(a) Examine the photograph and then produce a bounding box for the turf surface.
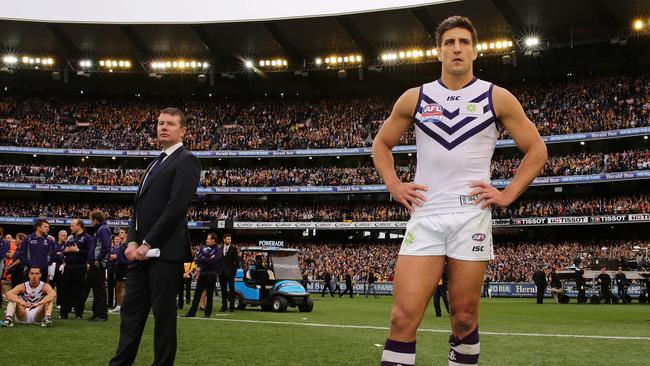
[2,296,649,365]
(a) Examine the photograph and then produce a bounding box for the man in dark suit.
[597,267,612,304]
[532,267,547,304]
[109,107,201,366]
[218,233,239,312]
[340,270,354,298]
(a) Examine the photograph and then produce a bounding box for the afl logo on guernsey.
[421,103,443,123]
[472,233,486,242]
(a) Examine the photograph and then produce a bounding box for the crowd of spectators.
[0,194,647,222]
[0,149,647,187]
[504,75,649,138]
[0,74,647,151]
[186,239,648,283]
[486,240,649,282]
[491,149,649,179]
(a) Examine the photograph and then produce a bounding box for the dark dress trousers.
[218,245,240,311]
[109,146,200,366]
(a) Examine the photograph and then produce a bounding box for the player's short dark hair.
[90,210,105,223]
[29,265,42,274]
[34,219,49,230]
[435,15,478,48]
[160,107,187,127]
[119,228,128,234]
[207,232,218,242]
[223,233,232,240]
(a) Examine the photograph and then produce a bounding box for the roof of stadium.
[1,0,647,64]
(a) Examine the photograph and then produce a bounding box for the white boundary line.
[175,316,650,341]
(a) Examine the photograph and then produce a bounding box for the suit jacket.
[127,145,201,263]
[532,270,547,287]
[218,245,239,277]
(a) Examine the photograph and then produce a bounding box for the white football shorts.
[399,210,494,261]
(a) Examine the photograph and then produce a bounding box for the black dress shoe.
[219,308,228,312]
[89,317,107,322]
[181,313,194,318]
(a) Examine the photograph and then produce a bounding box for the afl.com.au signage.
[1,0,453,24]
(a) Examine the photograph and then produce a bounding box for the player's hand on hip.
[469,181,514,209]
[387,182,427,212]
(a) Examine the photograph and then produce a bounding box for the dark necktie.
[141,152,167,193]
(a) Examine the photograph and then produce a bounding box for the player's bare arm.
[469,86,548,208]
[372,87,428,212]
[5,284,29,307]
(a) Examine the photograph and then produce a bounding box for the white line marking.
[176,316,650,341]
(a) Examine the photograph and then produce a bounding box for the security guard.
[433,270,449,317]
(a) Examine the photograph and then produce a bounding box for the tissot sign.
[1,0,456,24]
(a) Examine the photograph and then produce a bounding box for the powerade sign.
[258,240,285,247]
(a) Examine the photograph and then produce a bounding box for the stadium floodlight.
[315,58,322,65]
[2,55,17,64]
[79,60,92,68]
[244,60,253,69]
[525,37,540,47]
[633,19,644,30]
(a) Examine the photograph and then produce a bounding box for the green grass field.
[2,296,649,365]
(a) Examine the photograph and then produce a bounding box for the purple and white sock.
[448,327,480,365]
[381,339,416,366]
